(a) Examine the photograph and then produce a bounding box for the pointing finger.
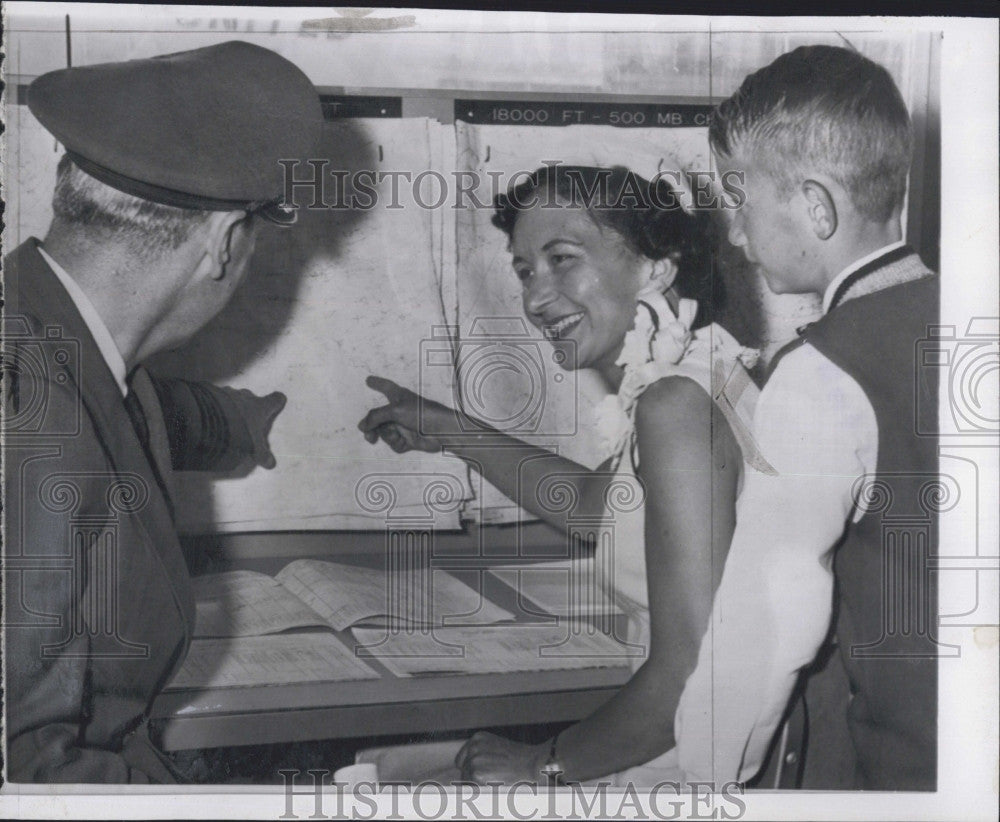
[365,375,402,400]
[262,391,288,424]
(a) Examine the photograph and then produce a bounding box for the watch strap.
[539,733,564,784]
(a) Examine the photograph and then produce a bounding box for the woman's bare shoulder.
[634,374,711,421]
[633,375,741,466]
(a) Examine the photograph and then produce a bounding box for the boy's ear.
[801,179,837,240]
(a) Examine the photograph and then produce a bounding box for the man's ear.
[201,210,252,281]
[801,179,837,240]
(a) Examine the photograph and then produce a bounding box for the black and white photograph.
[1,4,997,820]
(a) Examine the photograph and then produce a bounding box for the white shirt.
[671,246,910,784]
[38,245,129,397]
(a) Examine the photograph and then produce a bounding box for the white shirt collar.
[822,239,907,315]
[37,245,129,397]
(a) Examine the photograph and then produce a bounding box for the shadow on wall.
[147,119,375,539]
[148,119,375,382]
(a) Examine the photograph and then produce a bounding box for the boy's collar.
[822,240,907,314]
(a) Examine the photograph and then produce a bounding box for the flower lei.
[593,272,761,468]
[594,272,696,466]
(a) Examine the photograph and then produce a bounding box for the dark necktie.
[123,387,151,454]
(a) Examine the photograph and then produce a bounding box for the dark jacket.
[801,260,939,790]
[3,239,247,782]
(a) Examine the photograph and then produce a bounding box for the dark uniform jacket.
[3,239,249,782]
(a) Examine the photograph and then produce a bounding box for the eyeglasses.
[246,200,299,227]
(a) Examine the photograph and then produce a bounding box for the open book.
[487,558,625,620]
[165,633,380,690]
[192,559,514,638]
[352,623,637,678]
[168,559,631,691]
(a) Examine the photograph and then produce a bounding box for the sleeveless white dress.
[361,292,770,787]
[589,291,770,787]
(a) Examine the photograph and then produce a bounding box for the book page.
[165,634,379,690]
[350,624,635,678]
[274,559,514,631]
[488,559,624,619]
[192,570,329,638]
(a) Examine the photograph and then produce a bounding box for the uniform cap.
[28,41,323,225]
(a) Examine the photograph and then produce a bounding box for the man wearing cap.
[2,41,323,782]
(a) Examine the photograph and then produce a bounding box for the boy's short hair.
[709,45,913,223]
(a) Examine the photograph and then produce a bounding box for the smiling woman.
[496,166,714,373]
[358,164,768,787]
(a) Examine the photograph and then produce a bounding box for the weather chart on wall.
[5,13,938,534]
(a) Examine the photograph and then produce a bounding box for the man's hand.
[221,387,287,468]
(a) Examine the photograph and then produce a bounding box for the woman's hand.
[454,732,551,785]
[358,375,458,454]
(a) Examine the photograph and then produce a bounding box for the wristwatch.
[538,734,565,785]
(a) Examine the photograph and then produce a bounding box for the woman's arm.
[457,376,741,783]
[359,375,616,530]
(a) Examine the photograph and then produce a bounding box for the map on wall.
[6,22,924,532]
[150,118,473,532]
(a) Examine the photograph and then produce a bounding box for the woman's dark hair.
[492,164,721,323]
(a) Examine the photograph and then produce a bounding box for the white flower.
[594,394,633,461]
[737,347,761,369]
[616,308,655,370]
[651,298,697,365]
[601,278,699,464]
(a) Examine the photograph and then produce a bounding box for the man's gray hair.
[51,154,211,256]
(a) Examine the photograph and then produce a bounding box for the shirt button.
[784,751,799,765]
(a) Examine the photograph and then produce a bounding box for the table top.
[151,662,630,751]
[150,529,632,751]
